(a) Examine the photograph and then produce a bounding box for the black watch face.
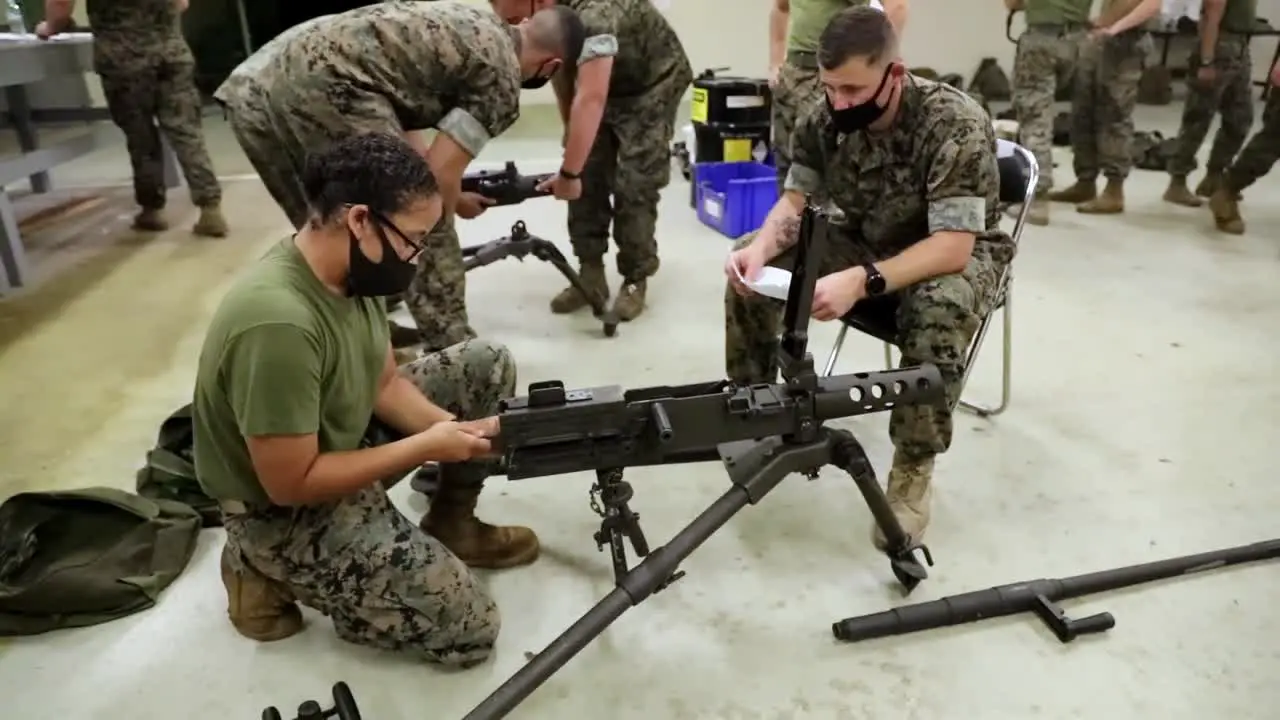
[866,269,885,294]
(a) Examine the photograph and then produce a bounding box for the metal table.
[0,34,177,293]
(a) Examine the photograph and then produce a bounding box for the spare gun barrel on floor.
[461,204,943,720]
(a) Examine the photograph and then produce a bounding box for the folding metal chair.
[819,139,1039,418]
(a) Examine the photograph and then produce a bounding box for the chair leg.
[958,293,1013,417]
[822,323,851,377]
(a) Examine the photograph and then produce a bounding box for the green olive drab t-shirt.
[1024,0,1094,27]
[192,237,389,505]
[787,0,870,53]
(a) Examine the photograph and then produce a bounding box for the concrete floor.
[1,101,1279,719]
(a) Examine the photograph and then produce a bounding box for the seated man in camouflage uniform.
[724,7,1011,547]
[214,2,585,353]
[192,134,530,662]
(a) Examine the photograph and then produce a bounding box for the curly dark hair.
[301,132,439,222]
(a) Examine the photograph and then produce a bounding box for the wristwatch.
[863,263,886,296]
[559,168,581,180]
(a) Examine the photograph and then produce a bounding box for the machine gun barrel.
[461,161,552,207]
[832,538,1280,644]
[497,365,943,480]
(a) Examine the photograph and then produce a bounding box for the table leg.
[3,85,51,194]
[1263,42,1280,101]
[0,191,30,292]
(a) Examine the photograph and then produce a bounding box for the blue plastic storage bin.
[693,161,779,239]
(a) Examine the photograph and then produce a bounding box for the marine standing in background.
[490,0,693,324]
[768,0,910,195]
[1046,0,1161,214]
[1207,63,1280,234]
[1004,0,1092,226]
[215,3,583,353]
[36,0,226,237]
[1162,0,1257,207]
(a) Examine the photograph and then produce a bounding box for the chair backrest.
[995,139,1038,248]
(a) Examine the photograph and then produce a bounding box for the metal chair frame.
[820,139,1039,418]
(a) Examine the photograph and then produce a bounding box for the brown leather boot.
[220,545,304,641]
[133,207,168,231]
[612,279,648,321]
[550,262,609,314]
[1162,175,1202,207]
[1193,172,1221,198]
[871,453,935,551]
[193,205,228,237]
[1046,179,1096,204]
[1208,188,1245,235]
[1077,177,1124,214]
[421,479,540,569]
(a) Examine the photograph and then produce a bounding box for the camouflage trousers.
[724,232,1001,460]
[220,83,474,352]
[1012,27,1086,193]
[568,72,692,281]
[221,339,516,666]
[1070,31,1152,181]
[1224,87,1280,193]
[771,56,821,195]
[1167,36,1255,177]
[95,50,221,210]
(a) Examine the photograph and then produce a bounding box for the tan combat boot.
[1193,172,1221,199]
[1208,188,1245,235]
[870,453,935,551]
[1007,195,1049,225]
[193,205,229,237]
[220,545,304,641]
[1046,179,1096,204]
[133,207,168,231]
[549,262,609,314]
[421,480,540,569]
[612,279,648,321]
[1077,177,1124,214]
[1162,175,1202,207]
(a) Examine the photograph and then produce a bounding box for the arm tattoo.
[771,216,802,250]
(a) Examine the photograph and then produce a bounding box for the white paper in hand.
[736,264,794,301]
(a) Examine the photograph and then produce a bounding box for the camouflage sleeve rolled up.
[783,102,830,197]
[439,20,524,157]
[570,2,621,64]
[921,103,999,235]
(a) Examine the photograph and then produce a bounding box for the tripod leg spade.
[829,429,933,594]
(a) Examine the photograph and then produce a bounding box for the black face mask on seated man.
[826,64,896,134]
[345,211,422,298]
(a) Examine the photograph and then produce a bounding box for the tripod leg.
[828,429,933,594]
[530,239,620,336]
[461,484,756,720]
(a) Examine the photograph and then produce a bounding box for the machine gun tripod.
[463,220,619,337]
[459,204,943,720]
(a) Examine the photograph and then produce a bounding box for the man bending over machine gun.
[213,2,585,352]
[726,7,1013,548]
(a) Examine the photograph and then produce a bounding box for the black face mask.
[827,66,895,134]
[522,74,551,90]
[345,217,419,298]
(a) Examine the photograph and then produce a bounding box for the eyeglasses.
[368,210,426,262]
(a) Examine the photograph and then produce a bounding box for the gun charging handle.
[261,682,362,720]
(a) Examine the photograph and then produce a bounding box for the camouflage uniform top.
[562,0,692,98]
[86,0,188,62]
[214,2,522,158]
[786,77,1011,261]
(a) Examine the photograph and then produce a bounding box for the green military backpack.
[135,404,222,528]
[0,487,202,636]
